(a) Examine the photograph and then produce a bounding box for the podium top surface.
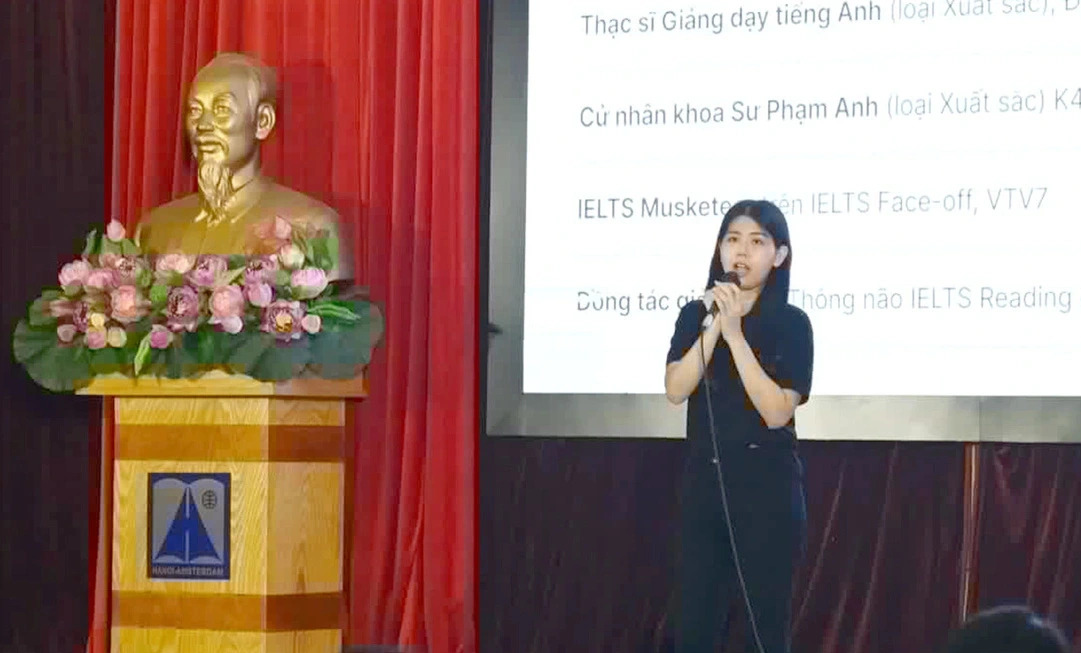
[75,369,368,398]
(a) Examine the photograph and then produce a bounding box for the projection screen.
[484,0,1081,441]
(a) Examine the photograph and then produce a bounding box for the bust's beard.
[197,158,235,222]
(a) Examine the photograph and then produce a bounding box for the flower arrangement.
[13,218,383,392]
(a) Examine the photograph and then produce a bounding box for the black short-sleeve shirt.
[666,299,814,453]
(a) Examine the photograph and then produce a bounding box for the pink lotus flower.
[277,243,305,269]
[243,256,279,285]
[300,314,322,334]
[209,285,244,318]
[209,285,245,334]
[85,329,107,350]
[56,324,77,343]
[155,253,195,275]
[110,285,146,324]
[105,256,146,286]
[99,253,122,269]
[244,283,273,307]
[106,219,126,242]
[59,260,92,287]
[261,300,305,341]
[71,301,91,332]
[186,255,228,288]
[84,268,117,292]
[217,316,243,334]
[290,267,328,299]
[149,324,173,349]
[164,286,200,332]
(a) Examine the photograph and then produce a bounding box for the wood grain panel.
[113,461,344,595]
[115,397,343,426]
[111,627,342,652]
[264,630,342,652]
[268,463,343,594]
[117,397,272,426]
[267,425,346,462]
[108,392,353,649]
[116,425,345,462]
[111,627,270,653]
[113,461,268,595]
[270,399,343,427]
[78,368,367,398]
[116,424,269,460]
[112,591,342,630]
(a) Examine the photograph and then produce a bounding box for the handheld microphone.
[709,270,742,317]
[719,269,742,286]
[702,270,742,327]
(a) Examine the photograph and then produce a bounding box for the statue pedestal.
[80,371,366,652]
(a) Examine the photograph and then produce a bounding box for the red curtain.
[791,442,966,653]
[95,2,478,651]
[976,444,1081,652]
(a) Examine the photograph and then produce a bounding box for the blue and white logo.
[148,473,230,580]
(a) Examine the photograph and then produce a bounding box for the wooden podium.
[79,370,366,652]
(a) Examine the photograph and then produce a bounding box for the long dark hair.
[706,199,793,313]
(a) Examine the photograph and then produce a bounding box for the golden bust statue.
[138,53,353,280]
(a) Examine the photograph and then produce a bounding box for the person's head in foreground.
[942,605,1069,653]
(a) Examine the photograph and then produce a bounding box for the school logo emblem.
[148,473,230,580]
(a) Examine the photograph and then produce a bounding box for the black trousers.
[676,443,807,653]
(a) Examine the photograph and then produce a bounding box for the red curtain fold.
[792,442,966,653]
[477,439,1081,652]
[96,2,478,652]
[976,444,1081,652]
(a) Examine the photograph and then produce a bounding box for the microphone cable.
[697,317,768,653]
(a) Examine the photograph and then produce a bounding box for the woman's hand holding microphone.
[705,274,752,343]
